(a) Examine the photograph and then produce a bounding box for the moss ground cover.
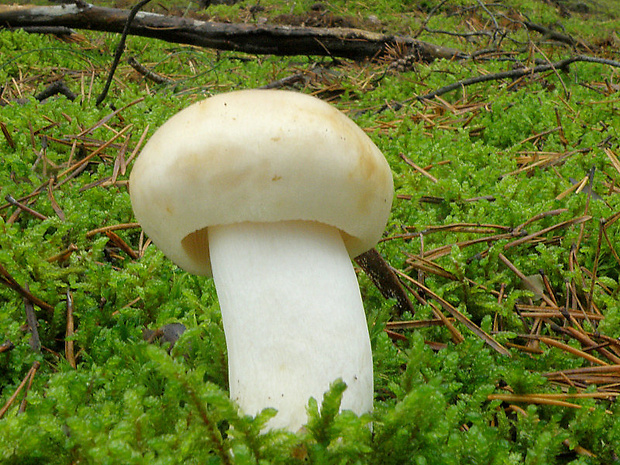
[1,0,620,463]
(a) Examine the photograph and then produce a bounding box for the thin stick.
[539,336,608,366]
[105,230,139,260]
[96,0,154,105]
[127,56,174,84]
[394,268,509,356]
[504,216,591,249]
[0,361,40,419]
[498,253,556,308]
[419,55,620,101]
[0,263,54,313]
[399,153,438,183]
[587,219,605,314]
[23,284,41,352]
[57,124,133,181]
[18,362,40,413]
[66,289,77,369]
[47,244,78,263]
[397,277,464,344]
[544,364,620,378]
[86,222,141,238]
[4,194,47,221]
[355,248,416,316]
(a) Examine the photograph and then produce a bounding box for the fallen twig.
[96,0,154,105]
[127,56,174,85]
[393,268,510,356]
[0,361,41,419]
[86,222,141,238]
[503,215,592,250]
[419,56,620,101]
[4,194,47,221]
[23,284,41,352]
[0,262,54,313]
[355,248,416,316]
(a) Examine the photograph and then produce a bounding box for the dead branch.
[355,248,416,316]
[96,0,154,106]
[419,55,620,101]
[523,20,577,48]
[127,56,174,85]
[0,262,54,314]
[0,3,466,61]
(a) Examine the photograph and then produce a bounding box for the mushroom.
[129,89,393,431]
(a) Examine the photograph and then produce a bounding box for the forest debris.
[422,232,513,261]
[414,222,512,236]
[518,274,545,301]
[488,393,602,409]
[0,262,54,314]
[514,304,602,321]
[76,98,143,137]
[522,20,578,48]
[394,268,509,355]
[556,175,588,200]
[503,215,591,250]
[85,222,141,238]
[47,244,78,263]
[127,56,174,85]
[0,340,14,354]
[0,3,466,61]
[34,80,77,102]
[143,323,187,353]
[4,194,48,221]
[405,253,458,280]
[539,336,608,366]
[399,277,465,345]
[259,72,308,90]
[512,208,568,235]
[23,284,41,353]
[499,254,558,308]
[96,0,155,106]
[354,248,416,316]
[57,124,134,186]
[544,364,620,381]
[18,361,39,413]
[66,289,77,369]
[47,179,66,221]
[604,147,620,177]
[0,361,41,418]
[385,318,455,330]
[399,153,438,183]
[105,230,139,260]
[501,148,591,178]
[563,326,620,365]
[0,121,15,149]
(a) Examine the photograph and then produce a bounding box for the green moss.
[2,0,620,462]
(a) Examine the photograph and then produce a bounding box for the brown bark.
[0,3,466,61]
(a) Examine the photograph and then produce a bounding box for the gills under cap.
[129,89,394,276]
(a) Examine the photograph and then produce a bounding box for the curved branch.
[418,55,620,101]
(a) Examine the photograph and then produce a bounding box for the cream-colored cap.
[129,89,393,276]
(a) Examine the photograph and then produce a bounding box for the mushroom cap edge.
[129,89,394,276]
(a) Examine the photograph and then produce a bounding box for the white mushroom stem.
[208,220,373,431]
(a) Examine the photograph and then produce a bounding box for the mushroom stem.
[208,220,373,431]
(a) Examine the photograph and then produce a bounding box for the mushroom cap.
[129,89,393,276]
